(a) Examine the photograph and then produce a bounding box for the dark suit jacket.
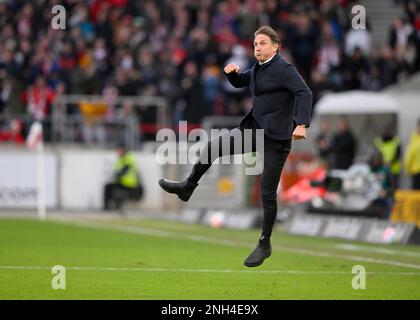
[225,53,313,141]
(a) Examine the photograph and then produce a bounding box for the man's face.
[320,118,331,132]
[36,77,46,88]
[118,147,126,157]
[337,119,347,132]
[253,34,278,63]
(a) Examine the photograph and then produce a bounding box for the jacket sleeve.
[280,63,313,127]
[115,165,130,179]
[224,69,251,88]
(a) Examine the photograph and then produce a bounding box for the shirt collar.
[259,53,277,66]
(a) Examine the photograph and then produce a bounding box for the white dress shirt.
[259,53,276,66]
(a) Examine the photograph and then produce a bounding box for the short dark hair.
[118,141,128,150]
[254,26,280,46]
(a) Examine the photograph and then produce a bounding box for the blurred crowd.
[315,116,420,217]
[0,0,420,143]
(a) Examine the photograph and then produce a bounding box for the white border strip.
[48,218,420,270]
[335,244,420,258]
[1,265,420,276]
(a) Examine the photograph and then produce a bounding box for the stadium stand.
[0,0,419,144]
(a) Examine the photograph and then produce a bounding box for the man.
[20,75,55,142]
[368,150,394,219]
[103,144,143,210]
[316,117,334,169]
[332,116,356,169]
[0,118,25,145]
[159,26,313,267]
[374,127,401,189]
[404,119,420,190]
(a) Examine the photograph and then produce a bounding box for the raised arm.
[223,63,251,88]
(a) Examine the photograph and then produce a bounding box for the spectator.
[389,17,413,50]
[342,47,370,90]
[374,126,402,189]
[394,44,413,81]
[413,12,420,71]
[201,58,222,115]
[178,60,208,125]
[376,46,399,88]
[403,0,420,25]
[316,117,334,168]
[20,75,55,141]
[345,25,372,57]
[368,150,394,219]
[0,71,12,120]
[288,11,318,81]
[316,22,341,79]
[103,143,143,210]
[20,75,55,122]
[79,98,107,145]
[222,44,251,108]
[332,116,356,169]
[0,0,418,141]
[0,118,25,145]
[313,21,343,93]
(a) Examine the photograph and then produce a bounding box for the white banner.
[0,151,58,208]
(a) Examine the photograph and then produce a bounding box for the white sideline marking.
[49,217,420,270]
[1,265,420,276]
[335,244,420,258]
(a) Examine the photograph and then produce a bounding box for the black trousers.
[103,183,143,210]
[188,122,291,238]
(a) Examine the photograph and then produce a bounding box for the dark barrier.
[287,213,420,245]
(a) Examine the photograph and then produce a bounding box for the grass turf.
[0,217,419,300]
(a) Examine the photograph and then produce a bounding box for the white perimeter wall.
[0,151,58,208]
[0,147,164,211]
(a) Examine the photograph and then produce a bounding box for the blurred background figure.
[79,98,107,145]
[315,117,334,169]
[178,60,208,125]
[103,144,143,211]
[368,150,394,219]
[374,126,402,189]
[0,118,24,145]
[20,75,55,142]
[332,116,356,170]
[404,119,420,190]
[222,44,251,114]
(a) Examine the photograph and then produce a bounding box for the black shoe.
[243,239,272,267]
[158,178,198,202]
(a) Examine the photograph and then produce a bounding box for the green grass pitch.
[0,216,419,299]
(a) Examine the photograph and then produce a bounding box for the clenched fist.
[224,63,240,74]
[292,125,307,140]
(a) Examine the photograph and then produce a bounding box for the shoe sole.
[158,179,190,202]
[243,251,272,268]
